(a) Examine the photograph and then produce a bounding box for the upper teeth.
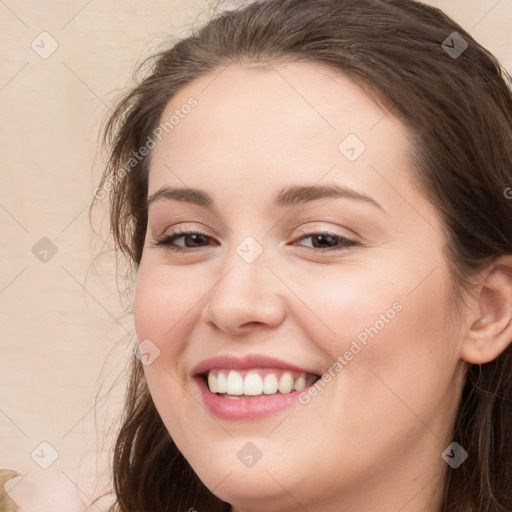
[207,369,315,396]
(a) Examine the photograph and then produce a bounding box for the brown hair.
[93,0,512,510]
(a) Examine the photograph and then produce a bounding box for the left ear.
[460,256,512,365]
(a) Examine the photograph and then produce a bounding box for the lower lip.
[195,376,311,421]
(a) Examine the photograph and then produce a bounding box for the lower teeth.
[221,394,256,399]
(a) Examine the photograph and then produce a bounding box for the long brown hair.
[93,1,512,510]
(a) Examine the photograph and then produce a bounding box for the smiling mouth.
[202,368,320,398]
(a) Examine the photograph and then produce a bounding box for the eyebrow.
[147,184,383,211]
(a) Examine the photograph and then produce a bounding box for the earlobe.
[461,257,512,365]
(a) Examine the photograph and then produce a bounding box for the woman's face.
[134,62,467,511]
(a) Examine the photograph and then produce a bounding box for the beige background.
[0,0,511,510]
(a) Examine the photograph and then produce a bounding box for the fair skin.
[133,61,512,512]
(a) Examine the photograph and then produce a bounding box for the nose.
[202,247,287,335]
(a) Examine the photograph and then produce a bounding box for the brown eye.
[296,232,358,251]
[177,233,210,247]
[154,231,217,252]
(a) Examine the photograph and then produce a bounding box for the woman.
[94,0,512,510]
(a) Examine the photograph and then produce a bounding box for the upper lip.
[192,354,320,376]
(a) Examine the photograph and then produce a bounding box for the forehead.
[148,61,415,212]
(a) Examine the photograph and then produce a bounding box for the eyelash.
[153,229,359,254]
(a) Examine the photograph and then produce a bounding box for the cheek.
[133,261,202,401]
[298,246,455,355]
[134,262,202,344]
[290,254,459,399]
[278,260,408,359]
[344,265,459,430]
[287,261,460,465]
[133,262,204,434]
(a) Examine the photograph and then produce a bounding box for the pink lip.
[192,354,320,421]
[192,354,317,376]
[194,377,311,421]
